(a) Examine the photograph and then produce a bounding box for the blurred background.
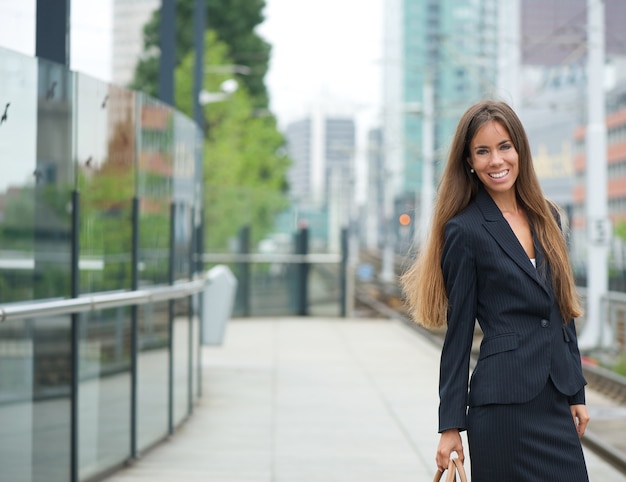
[1,0,626,341]
[2,1,626,480]
[1,0,626,345]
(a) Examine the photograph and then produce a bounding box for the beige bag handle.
[432,457,468,482]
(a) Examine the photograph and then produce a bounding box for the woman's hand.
[570,404,590,438]
[436,429,464,472]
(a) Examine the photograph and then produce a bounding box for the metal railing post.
[70,189,80,482]
[296,227,309,316]
[188,206,195,415]
[130,196,140,458]
[196,209,205,397]
[340,228,348,317]
[236,225,251,317]
[168,202,176,435]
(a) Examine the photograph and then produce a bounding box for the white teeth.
[489,170,508,179]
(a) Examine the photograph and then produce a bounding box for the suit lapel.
[532,230,554,296]
[476,188,550,296]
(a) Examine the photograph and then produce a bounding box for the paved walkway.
[105,318,626,481]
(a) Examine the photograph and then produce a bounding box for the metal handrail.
[0,279,206,323]
[201,253,342,263]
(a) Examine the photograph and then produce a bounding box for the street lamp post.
[419,76,435,247]
[578,0,612,350]
[193,0,206,131]
[198,79,239,105]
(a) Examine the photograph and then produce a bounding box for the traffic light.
[399,213,411,226]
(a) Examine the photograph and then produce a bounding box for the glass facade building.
[383,0,499,236]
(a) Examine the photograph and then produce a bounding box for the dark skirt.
[467,378,589,482]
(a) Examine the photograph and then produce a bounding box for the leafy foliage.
[175,32,290,251]
[131,0,271,109]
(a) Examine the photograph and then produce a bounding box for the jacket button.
[541,319,549,328]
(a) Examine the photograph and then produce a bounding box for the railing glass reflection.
[0,45,203,482]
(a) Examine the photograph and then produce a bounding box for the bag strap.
[432,457,467,482]
[451,457,468,482]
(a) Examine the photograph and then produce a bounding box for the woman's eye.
[501,144,511,150]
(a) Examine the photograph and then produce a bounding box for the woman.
[401,100,590,480]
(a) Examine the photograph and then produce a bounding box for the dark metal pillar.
[130,197,140,458]
[70,191,80,482]
[168,202,176,434]
[193,0,206,132]
[236,226,251,317]
[340,228,348,317]
[36,0,70,65]
[296,227,309,316]
[188,206,195,415]
[159,0,176,105]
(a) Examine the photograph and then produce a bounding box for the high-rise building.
[382,0,500,241]
[362,128,385,250]
[112,0,160,87]
[567,66,626,272]
[284,110,355,250]
[518,0,626,277]
[286,112,355,207]
[521,0,626,66]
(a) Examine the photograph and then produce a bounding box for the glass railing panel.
[33,58,75,300]
[136,301,170,451]
[31,315,72,482]
[0,49,39,303]
[173,299,190,426]
[307,263,342,317]
[249,262,293,316]
[191,301,201,400]
[172,202,193,282]
[76,75,135,293]
[173,299,191,425]
[136,93,174,287]
[1,44,205,481]
[17,315,73,482]
[0,317,36,482]
[78,308,131,480]
[172,112,200,283]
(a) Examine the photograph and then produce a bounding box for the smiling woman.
[467,120,520,199]
[401,100,589,481]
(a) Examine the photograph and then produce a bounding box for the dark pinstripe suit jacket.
[438,187,587,433]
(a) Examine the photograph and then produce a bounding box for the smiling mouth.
[489,170,509,179]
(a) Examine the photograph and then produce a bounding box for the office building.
[382,0,500,240]
[112,0,160,87]
[284,109,355,250]
[522,0,626,66]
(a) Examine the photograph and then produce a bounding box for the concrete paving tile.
[103,318,626,482]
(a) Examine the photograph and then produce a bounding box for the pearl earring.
[470,168,475,173]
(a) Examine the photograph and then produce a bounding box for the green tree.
[615,221,626,241]
[175,32,290,250]
[131,0,270,109]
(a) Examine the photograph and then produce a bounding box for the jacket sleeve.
[566,319,587,405]
[438,219,477,432]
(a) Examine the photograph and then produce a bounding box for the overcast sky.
[0,0,383,128]
[257,0,383,126]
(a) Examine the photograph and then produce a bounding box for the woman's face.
[468,120,519,198]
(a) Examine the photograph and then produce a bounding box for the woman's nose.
[489,153,504,165]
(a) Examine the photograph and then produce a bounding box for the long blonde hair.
[400,100,582,329]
